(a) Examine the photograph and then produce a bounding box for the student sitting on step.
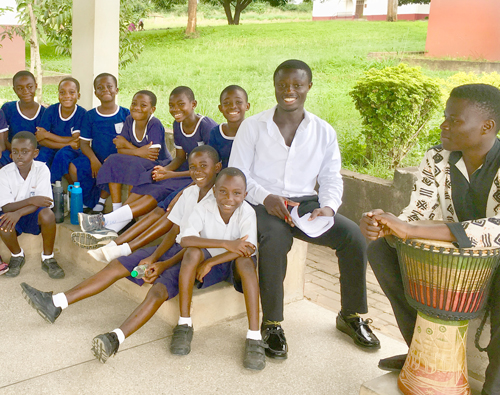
[170,167,266,371]
[20,145,221,364]
[0,132,63,279]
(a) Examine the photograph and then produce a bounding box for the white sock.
[247,329,262,340]
[11,248,24,258]
[41,253,54,261]
[104,205,133,226]
[120,243,132,256]
[106,240,117,248]
[112,328,126,344]
[112,203,122,211]
[52,293,68,309]
[93,197,106,212]
[178,316,192,327]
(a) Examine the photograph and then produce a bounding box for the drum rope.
[474,307,489,352]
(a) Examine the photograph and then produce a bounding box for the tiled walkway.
[304,244,405,344]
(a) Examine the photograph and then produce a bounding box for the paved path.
[304,244,405,344]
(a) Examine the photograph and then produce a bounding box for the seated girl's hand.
[70,138,80,150]
[152,165,176,181]
[90,158,102,178]
[35,127,49,141]
[113,136,128,149]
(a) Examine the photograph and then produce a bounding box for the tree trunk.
[387,0,398,22]
[234,4,242,25]
[28,1,43,102]
[222,0,234,25]
[186,0,197,35]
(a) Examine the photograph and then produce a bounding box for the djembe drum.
[395,237,500,395]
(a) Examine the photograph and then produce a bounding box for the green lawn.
[1,19,452,177]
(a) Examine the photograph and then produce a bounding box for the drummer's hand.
[360,209,386,240]
[373,212,411,240]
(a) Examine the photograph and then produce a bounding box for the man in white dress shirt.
[229,59,379,359]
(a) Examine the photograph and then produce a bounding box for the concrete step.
[0,218,308,330]
[360,372,484,395]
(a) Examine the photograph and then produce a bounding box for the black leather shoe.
[262,324,288,360]
[378,354,407,371]
[336,312,381,349]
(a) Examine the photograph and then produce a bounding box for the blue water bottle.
[68,182,83,225]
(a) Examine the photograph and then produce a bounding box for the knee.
[39,208,55,225]
[181,248,202,268]
[235,257,256,276]
[148,283,168,301]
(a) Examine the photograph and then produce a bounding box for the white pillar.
[72,0,120,110]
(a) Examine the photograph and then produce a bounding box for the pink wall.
[426,0,500,61]
[0,27,25,76]
[312,13,426,21]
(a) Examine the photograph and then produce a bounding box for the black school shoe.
[41,257,65,279]
[261,323,288,360]
[170,324,194,355]
[378,354,407,371]
[92,332,120,363]
[20,282,62,324]
[336,311,381,349]
[4,255,26,277]
[243,339,268,370]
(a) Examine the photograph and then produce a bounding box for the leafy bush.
[438,71,500,104]
[350,63,442,168]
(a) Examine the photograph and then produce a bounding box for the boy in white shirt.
[0,131,63,278]
[171,167,266,370]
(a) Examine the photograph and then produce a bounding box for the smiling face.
[13,76,37,104]
[274,68,312,113]
[214,174,247,217]
[440,97,494,153]
[218,89,249,124]
[94,76,118,104]
[11,138,38,172]
[188,151,221,190]
[169,93,196,123]
[130,93,155,122]
[58,80,80,110]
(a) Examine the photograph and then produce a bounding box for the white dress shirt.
[0,161,53,209]
[228,106,343,213]
[180,196,257,258]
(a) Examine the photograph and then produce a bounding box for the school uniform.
[96,115,172,196]
[180,196,258,293]
[35,103,87,179]
[72,106,130,207]
[132,115,217,209]
[118,185,213,298]
[0,161,53,235]
[208,124,234,169]
[0,101,45,166]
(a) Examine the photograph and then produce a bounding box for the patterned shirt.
[399,141,500,248]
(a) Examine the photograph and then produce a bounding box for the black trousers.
[368,237,500,395]
[253,204,368,322]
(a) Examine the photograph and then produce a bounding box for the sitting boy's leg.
[109,182,122,204]
[0,225,24,277]
[22,259,131,324]
[234,256,267,371]
[38,207,64,279]
[171,247,205,355]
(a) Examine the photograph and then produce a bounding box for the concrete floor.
[0,255,408,395]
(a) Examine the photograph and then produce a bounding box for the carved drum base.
[398,312,471,395]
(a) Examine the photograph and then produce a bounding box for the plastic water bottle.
[52,181,65,223]
[67,182,83,225]
[131,264,148,279]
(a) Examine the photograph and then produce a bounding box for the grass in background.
[0,19,452,177]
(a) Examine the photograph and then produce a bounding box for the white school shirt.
[228,106,343,214]
[180,197,258,258]
[0,161,53,209]
[167,184,214,244]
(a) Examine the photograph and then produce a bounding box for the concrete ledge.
[0,219,308,330]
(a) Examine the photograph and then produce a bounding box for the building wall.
[0,0,25,76]
[426,0,500,62]
[313,0,428,21]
